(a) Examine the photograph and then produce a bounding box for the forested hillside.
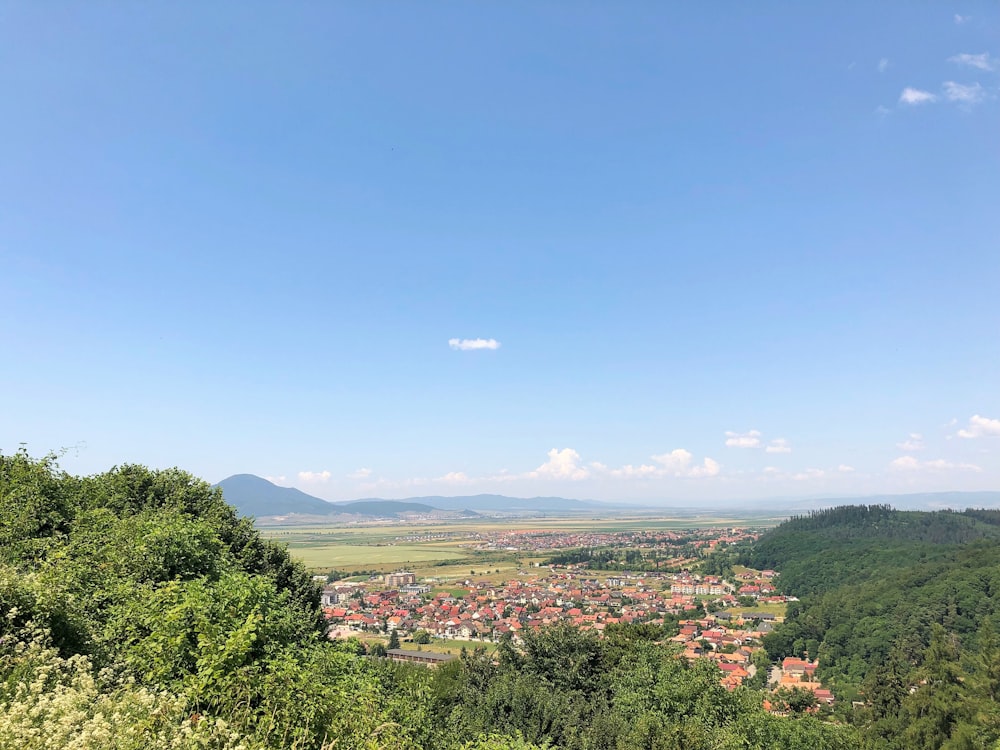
[742,505,1000,749]
[0,450,866,749]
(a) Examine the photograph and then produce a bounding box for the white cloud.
[948,52,995,71]
[875,105,892,118]
[890,455,921,471]
[897,433,925,451]
[765,438,792,454]
[838,464,855,473]
[610,463,662,479]
[900,87,937,105]
[890,456,981,472]
[347,467,372,479]
[878,58,890,73]
[954,14,971,25]
[924,459,981,471]
[943,81,986,104]
[651,449,721,478]
[298,470,332,482]
[957,414,1000,439]
[530,448,591,480]
[693,457,722,478]
[437,471,470,483]
[725,430,762,448]
[793,468,826,481]
[265,475,288,484]
[606,449,720,480]
[449,337,501,351]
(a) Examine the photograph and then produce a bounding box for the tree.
[388,629,400,650]
[899,625,974,750]
[774,686,818,714]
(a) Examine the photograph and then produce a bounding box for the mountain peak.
[215,474,335,517]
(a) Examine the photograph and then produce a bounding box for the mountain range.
[214,474,1000,522]
[213,474,599,520]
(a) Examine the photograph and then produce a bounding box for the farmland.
[261,513,784,576]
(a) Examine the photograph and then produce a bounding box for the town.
[318,527,833,710]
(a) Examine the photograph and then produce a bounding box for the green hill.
[215,473,338,517]
[737,504,1000,748]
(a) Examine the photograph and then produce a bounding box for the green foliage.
[439,623,860,750]
[0,451,445,749]
[17,451,1000,750]
[749,505,1000,749]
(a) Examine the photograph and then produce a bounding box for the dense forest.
[740,505,1000,749]
[0,450,870,749]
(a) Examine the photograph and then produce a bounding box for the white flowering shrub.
[0,629,251,750]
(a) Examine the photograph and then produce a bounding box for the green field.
[286,543,472,569]
[262,514,781,574]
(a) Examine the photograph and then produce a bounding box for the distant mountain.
[215,474,337,517]
[216,476,1000,521]
[214,475,604,519]
[351,494,602,513]
[337,500,438,515]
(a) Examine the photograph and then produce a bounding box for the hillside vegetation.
[741,505,1000,749]
[0,450,865,749]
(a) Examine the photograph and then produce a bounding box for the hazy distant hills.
[337,500,439,515]
[215,475,568,520]
[349,494,600,513]
[215,474,1000,522]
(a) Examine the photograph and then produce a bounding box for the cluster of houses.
[324,569,746,640]
[320,562,832,707]
[469,527,759,554]
[773,656,834,705]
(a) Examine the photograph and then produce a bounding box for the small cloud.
[957,414,1000,439]
[924,459,981,471]
[900,87,938,105]
[437,471,470,483]
[949,52,994,71]
[650,449,721,478]
[449,337,501,351]
[875,105,892,118]
[943,80,986,104]
[897,433,925,451]
[878,57,890,73]
[793,468,826,481]
[265,475,288,485]
[347,467,372,479]
[609,463,661,479]
[298,470,332,482]
[607,449,720,479]
[838,464,855,473]
[725,430,762,448]
[530,448,590,480]
[890,456,981,472]
[765,438,791,454]
[954,14,971,25]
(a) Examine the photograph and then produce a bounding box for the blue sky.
[2,3,998,504]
